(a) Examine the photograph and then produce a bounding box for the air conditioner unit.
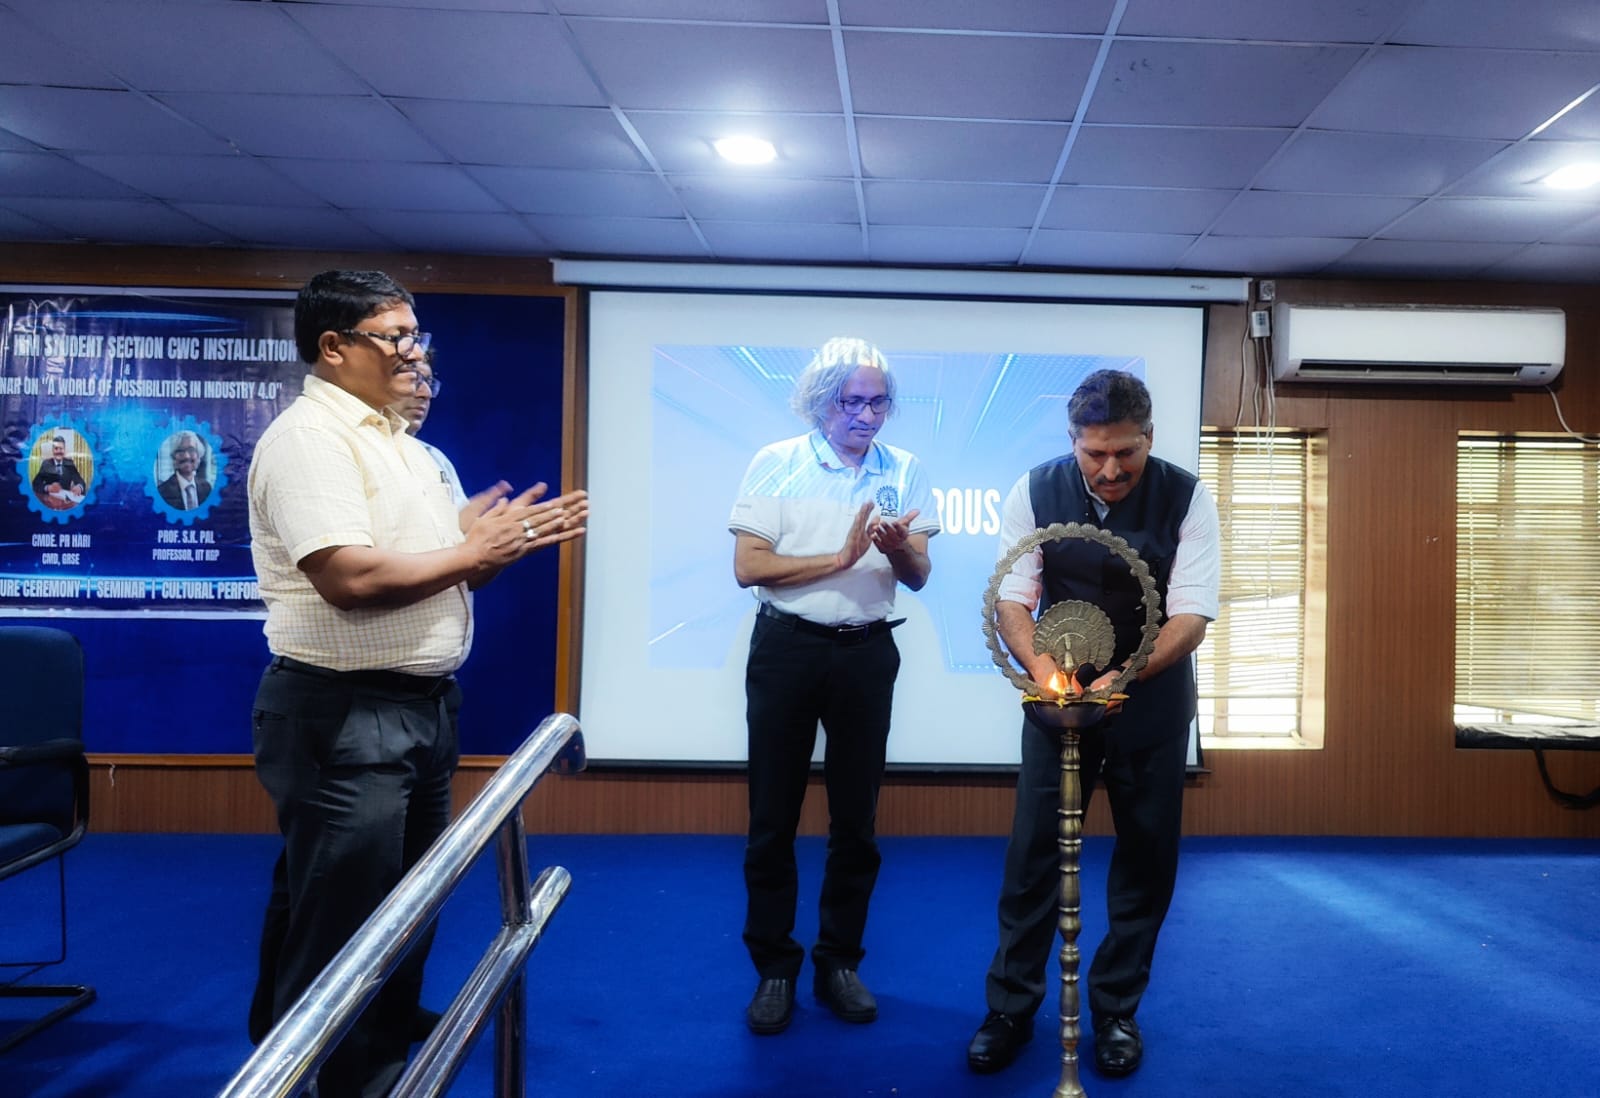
[1271,302,1565,386]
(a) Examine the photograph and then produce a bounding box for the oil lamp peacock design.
[981,522,1160,1098]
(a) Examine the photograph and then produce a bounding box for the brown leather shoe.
[813,968,877,1023]
[967,1010,1033,1073]
[1093,1015,1142,1077]
[746,977,795,1035]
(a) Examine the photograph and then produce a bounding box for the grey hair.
[171,430,205,457]
[789,336,896,429]
[1067,369,1153,439]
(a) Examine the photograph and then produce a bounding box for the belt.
[270,655,456,699]
[758,603,903,644]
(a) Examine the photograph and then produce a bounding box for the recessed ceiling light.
[1541,162,1600,189]
[713,135,776,165]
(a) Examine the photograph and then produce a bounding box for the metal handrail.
[218,712,586,1098]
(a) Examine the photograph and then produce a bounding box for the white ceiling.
[2,0,1599,283]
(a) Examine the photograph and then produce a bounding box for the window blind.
[1456,435,1600,723]
[1197,430,1311,739]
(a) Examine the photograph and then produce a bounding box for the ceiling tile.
[11,0,366,95]
[857,118,1069,183]
[1210,191,1420,237]
[0,87,230,155]
[1180,234,1361,275]
[671,175,857,222]
[0,204,66,240]
[1393,0,1600,50]
[2,198,233,245]
[469,167,681,217]
[870,225,1029,264]
[1534,94,1600,142]
[1024,229,1197,269]
[1119,0,1401,42]
[1256,131,1506,196]
[284,6,604,107]
[266,161,506,213]
[1449,140,1600,197]
[0,152,140,200]
[1309,46,1600,140]
[1552,211,1600,245]
[865,181,1046,227]
[0,128,41,152]
[0,4,120,88]
[624,111,852,176]
[0,2,1591,280]
[155,93,443,161]
[346,210,551,256]
[1065,126,1289,189]
[1088,41,1364,127]
[398,101,646,170]
[840,0,1113,33]
[1480,242,1600,282]
[1382,196,1599,243]
[561,0,826,19]
[72,154,320,206]
[1322,238,1525,278]
[175,203,399,250]
[699,221,866,262]
[1043,186,1235,233]
[569,21,841,112]
[524,215,709,257]
[336,0,549,9]
[845,31,1097,121]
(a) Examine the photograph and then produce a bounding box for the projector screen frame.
[573,279,1215,774]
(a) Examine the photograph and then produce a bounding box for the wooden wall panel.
[12,247,1599,838]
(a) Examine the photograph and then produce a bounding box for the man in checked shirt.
[245,269,586,1097]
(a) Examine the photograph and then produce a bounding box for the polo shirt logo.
[875,485,900,517]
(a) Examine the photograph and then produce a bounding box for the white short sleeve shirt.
[730,431,941,625]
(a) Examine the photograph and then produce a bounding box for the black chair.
[0,625,94,1053]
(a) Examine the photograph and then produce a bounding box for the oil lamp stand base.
[1021,697,1112,1098]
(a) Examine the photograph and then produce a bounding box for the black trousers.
[985,714,1188,1022]
[248,658,460,1098]
[742,613,901,979]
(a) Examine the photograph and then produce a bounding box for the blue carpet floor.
[3,834,1597,1097]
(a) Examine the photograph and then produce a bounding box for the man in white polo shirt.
[729,336,940,1036]
[246,269,586,1097]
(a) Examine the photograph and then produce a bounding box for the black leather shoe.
[967,1010,1033,1073]
[813,968,877,1023]
[746,977,795,1035]
[1093,1015,1142,1077]
[410,1006,442,1043]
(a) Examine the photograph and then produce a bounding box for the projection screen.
[579,289,1205,767]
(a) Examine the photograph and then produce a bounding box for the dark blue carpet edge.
[2,834,1596,1098]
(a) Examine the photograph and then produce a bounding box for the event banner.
[0,288,300,616]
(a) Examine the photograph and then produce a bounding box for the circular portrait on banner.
[23,426,96,521]
[147,419,228,524]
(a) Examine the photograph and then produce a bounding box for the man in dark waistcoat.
[966,369,1220,1081]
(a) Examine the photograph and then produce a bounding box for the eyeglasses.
[340,329,432,357]
[394,366,442,397]
[837,395,892,415]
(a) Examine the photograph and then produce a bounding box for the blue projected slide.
[583,291,1204,767]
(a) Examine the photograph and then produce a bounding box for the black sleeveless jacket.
[1027,454,1197,749]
